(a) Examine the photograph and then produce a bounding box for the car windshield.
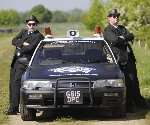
[31,40,115,66]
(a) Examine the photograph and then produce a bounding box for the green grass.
[133,43,150,125]
[0,33,14,124]
[133,43,150,99]
[0,23,150,124]
[41,22,92,36]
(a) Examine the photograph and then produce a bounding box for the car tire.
[119,104,126,117]
[20,105,36,121]
[112,104,126,117]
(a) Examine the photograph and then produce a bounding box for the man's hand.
[118,35,128,45]
[118,35,125,40]
[124,33,134,43]
[16,48,22,57]
[23,42,30,46]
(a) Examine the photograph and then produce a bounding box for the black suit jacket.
[11,29,44,67]
[103,24,134,64]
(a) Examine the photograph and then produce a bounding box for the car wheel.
[112,104,126,117]
[20,105,36,121]
[119,104,126,117]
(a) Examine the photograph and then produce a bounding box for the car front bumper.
[20,87,126,110]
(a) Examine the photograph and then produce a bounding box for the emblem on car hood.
[48,66,96,73]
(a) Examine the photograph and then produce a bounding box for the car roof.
[42,36,105,43]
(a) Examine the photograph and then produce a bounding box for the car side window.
[103,45,114,63]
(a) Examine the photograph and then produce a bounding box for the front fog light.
[104,92,119,97]
[28,94,42,99]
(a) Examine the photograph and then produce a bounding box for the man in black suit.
[103,9,147,112]
[7,15,44,115]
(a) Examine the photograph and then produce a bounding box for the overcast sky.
[0,0,91,12]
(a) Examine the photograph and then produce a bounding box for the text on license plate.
[64,90,83,104]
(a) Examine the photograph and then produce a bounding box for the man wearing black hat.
[103,9,147,112]
[7,15,44,115]
[104,9,134,65]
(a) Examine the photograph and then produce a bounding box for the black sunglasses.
[112,15,119,18]
[28,23,36,26]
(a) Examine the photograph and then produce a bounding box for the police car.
[20,28,126,121]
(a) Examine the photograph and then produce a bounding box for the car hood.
[26,64,123,80]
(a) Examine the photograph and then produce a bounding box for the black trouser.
[9,60,26,111]
[9,68,15,110]
[120,62,146,109]
[120,64,135,108]
[127,61,146,107]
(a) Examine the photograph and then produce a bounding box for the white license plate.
[64,90,83,104]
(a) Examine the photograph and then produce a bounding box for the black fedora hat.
[25,15,39,23]
[107,9,120,17]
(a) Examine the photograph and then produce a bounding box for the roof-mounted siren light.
[67,30,79,38]
[93,25,103,37]
[44,26,53,38]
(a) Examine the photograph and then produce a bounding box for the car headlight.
[23,80,53,90]
[93,79,124,88]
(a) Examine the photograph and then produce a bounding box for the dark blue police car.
[20,31,126,121]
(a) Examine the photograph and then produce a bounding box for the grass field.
[0,34,14,124]
[0,22,150,124]
[132,44,150,124]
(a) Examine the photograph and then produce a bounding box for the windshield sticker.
[48,66,96,73]
[49,73,98,76]
[43,44,65,48]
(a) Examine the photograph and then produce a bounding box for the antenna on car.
[44,26,53,38]
[93,25,103,37]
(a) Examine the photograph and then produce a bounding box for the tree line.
[107,0,150,48]
[0,4,84,27]
[0,0,149,47]
[84,0,150,48]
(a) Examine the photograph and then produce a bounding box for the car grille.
[52,81,93,88]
